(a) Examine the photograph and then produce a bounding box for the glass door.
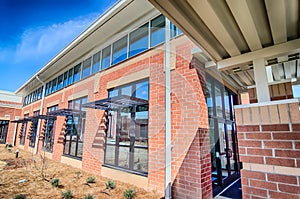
[206,75,240,196]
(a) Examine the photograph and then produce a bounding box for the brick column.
[148,38,211,198]
[235,99,300,199]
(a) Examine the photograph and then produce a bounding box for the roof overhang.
[149,0,300,91]
[16,0,157,95]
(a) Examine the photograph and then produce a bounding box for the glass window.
[112,36,128,65]
[37,87,42,99]
[206,80,214,116]
[19,114,29,145]
[82,58,91,79]
[215,85,223,118]
[29,111,40,148]
[45,82,51,96]
[64,96,87,158]
[150,15,165,47]
[129,23,149,57]
[63,71,68,87]
[105,80,149,174]
[92,52,100,74]
[57,75,63,90]
[101,45,111,70]
[68,68,74,85]
[51,78,57,93]
[73,64,81,83]
[43,105,58,152]
[170,22,177,38]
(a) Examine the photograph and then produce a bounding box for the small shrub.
[86,176,96,183]
[123,189,135,199]
[83,194,94,199]
[75,171,81,178]
[105,180,116,190]
[61,190,73,199]
[51,178,61,187]
[13,194,26,199]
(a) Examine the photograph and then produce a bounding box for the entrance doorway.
[0,120,9,143]
[206,75,240,196]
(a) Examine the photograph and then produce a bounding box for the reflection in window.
[43,105,58,152]
[64,96,87,158]
[82,58,91,79]
[92,52,100,74]
[29,111,40,148]
[73,64,81,83]
[19,114,29,145]
[129,23,149,57]
[51,78,57,93]
[206,81,213,116]
[215,86,223,118]
[63,71,68,87]
[102,46,111,70]
[68,68,74,85]
[105,80,149,174]
[112,36,128,65]
[57,74,63,90]
[150,15,165,47]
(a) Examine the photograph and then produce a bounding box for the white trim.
[234,98,298,109]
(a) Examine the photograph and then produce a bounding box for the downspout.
[165,17,171,199]
[34,75,46,154]
[12,116,20,146]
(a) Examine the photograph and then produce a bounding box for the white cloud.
[14,13,98,64]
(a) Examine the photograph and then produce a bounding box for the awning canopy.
[82,95,148,110]
[11,115,56,123]
[47,108,85,117]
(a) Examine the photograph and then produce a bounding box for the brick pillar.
[235,99,300,199]
[148,39,211,198]
[81,109,105,175]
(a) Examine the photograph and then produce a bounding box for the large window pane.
[51,78,57,93]
[150,15,165,47]
[134,148,148,172]
[73,64,81,83]
[57,75,63,90]
[82,58,91,79]
[92,52,100,73]
[105,145,115,165]
[63,71,68,87]
[118,146,130,168]
[136,81,149,100]
[215,85,223,118]
[101,45,111,70]
[112,36,128,65]
[129,23,149,57]
[64,96,87,158]
[224,90,231,119]
[68,68,73,85]
[206,81,213,116]
[105,80,149,174]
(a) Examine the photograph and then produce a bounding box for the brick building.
[2,0,300,198]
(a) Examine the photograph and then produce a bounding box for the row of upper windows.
[23,14,182,106]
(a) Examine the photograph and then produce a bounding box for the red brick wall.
[11,35,213,198]
[235,100,300,199]
[0,105,21,144]
[148,38,211,198]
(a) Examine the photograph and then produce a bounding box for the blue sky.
[0,0,117,92]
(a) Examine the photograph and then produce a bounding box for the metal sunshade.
[82,95,148,110]
[47,108,84,117]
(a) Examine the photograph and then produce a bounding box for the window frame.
[104,79,149,175]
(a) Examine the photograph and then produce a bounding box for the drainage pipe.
[165,17,172,199]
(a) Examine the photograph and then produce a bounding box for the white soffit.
[149,0,300,70]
